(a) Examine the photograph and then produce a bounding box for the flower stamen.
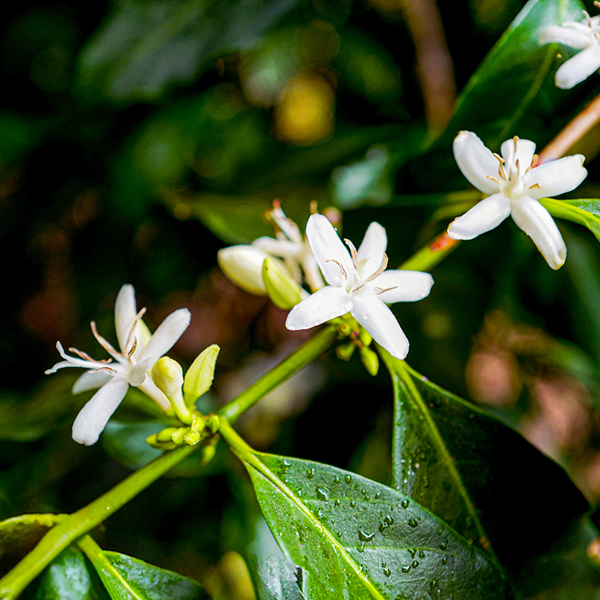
[374,286,397,295]
[90,321,122,362]
[344,238,359,270]
[326,259,348,280]
[124,307,147,356]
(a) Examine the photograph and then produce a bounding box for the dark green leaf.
[441,0,585,148]
[77,0,300,103]
[35,545,99,600]
[0,514,64,576]
[236,449,513,599]
[540,198,600,243]
[92,550,207,600]
[384,356,590,594]
[255,556,306,600]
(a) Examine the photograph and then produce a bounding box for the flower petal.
[453,131,501,195]
[114,284,138,353]
[511,196,566,269]
[447,193,511,240]
[286,287,353,330]
[217,245,269,295]
[500,137,536,170]
[71,378,129,446]
[539,25,591,50]
[253,237,303,259]
[137,308,191,365]
[306,214,354,287]
[366,270,434,304]
[351,296,409,360]
[525,154,587,199]
[72,371,112,394]
[356,222,387,280]
[554,44,600,89]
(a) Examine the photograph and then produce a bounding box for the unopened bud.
[359,346,379,377]
[151,357,192,425]
[336,342,355,361]
[184,344,220,409]
[217,245,269,295]
[263,257,306,310]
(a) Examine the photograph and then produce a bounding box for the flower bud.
[184,344,220,409]
[263,257,307,310]
[217,245,270,295]
[359,346,379,377]
[151,357,192,424]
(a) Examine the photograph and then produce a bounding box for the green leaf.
[81,536,206,600]
[383,357,591,595]
[540,198,600,243]
[223,427,513,600]
[0,514,65,576]
[255,556,306,600]
[35,545,100,600]
[77,0,300,103]
[440,0,586,148]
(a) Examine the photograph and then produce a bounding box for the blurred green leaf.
[438,0,585,148]
[255,556,306,600]
[235,449,513,599]
[384,357,592,596]
[77,0,300,103]
[90,548,207,600]
[540,198,600,243]
[0,374,81,442]
[35,545,99,600]
[0,514,65,576]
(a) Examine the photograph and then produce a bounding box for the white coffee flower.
[540,8,600,89]
[448,131,587,269]
[286,214,434,360]
[46,284,191,445]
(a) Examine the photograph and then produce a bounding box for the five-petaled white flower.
[540,6,600,89]
[46,284,191,446]
[285,214,434,359]
[448,131,587,270]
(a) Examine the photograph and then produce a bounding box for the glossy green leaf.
[228,440,513,599]
[441,0,585,148]
[77,0,300,103]
[256,556,306,600]
[35,545,99,600]
[82,538,206,600]
[540,198,600,243]
[0,514,65,576]
[383,356,591,595]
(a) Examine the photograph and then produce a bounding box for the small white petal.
[356,222,387,280]
[453,131,501,195]
[136,308,191,365]
[555,44,600,89]
[286,287,353,330]
[72,371,112,394]
[71,378,129,446]
[511,197,566,269]
[114,284,138,353]
[253,237,303,259]
[539,25,591,50]
[137,378,171,411]
[128,357,154,387]
[526,155,587,199]
[306,214,354,288]
[368,270,434,304]
[351,296,409,360]
[217,245,269,295]
[500,138,536,170]
[448,193,511,240]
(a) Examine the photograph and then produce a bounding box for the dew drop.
[419,549,425,558]
[408,518,419,528]
[350,500,356,508]
[297,490,303,497]
[307,468,315,479]
[375,492,381,500]
[282,459,291,467]
[442,557,448,565]
[358,530,375,542]
[345,475,352,484]
[337,531,342,537]
[357,542,365,553]
[408,548,417,559]
[401,565,411,574]
[361,488,367,495]
[383,568,392,577]
[401,499,409,509]
[379,522,388,533]
[316,487,329,501]
[411,561,419,569]
[440,541,448,550]
[334,499,341,507]
[384,515,394,525]
[382,561,387,568]
[334,476,340,484]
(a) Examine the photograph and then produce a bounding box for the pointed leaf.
[224,429,513,600]
[183,344,220,408]
[539,197,600,243]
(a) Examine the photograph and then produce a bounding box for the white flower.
[540,9,600,89]
[285,214,434,360]
[45,284,191,446]
[448,131,587,270]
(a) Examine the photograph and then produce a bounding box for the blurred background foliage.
[4,0,600,597]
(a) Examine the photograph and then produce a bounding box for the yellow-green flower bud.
[359,345,379,377]
[151,357,192,425]
[263,257,307,310]
[217,245,269,296]
[183,344,220,409]
[336,342,356,361]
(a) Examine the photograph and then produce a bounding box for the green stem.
[217,325,338,423]
[0,443,196,600]
[400,231,461,272]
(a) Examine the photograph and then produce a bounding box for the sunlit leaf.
[77,0,300,102]
[540,198,600,243]
[230,444,513,599]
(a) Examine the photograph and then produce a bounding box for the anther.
[344,238,359,270]
[326,259,348,280]
[529,183,542,190]
[584,9,593,27]
[513,136,519,153]
[486,175,502,184]
[124,308,147,356]
[374,286,397,295]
